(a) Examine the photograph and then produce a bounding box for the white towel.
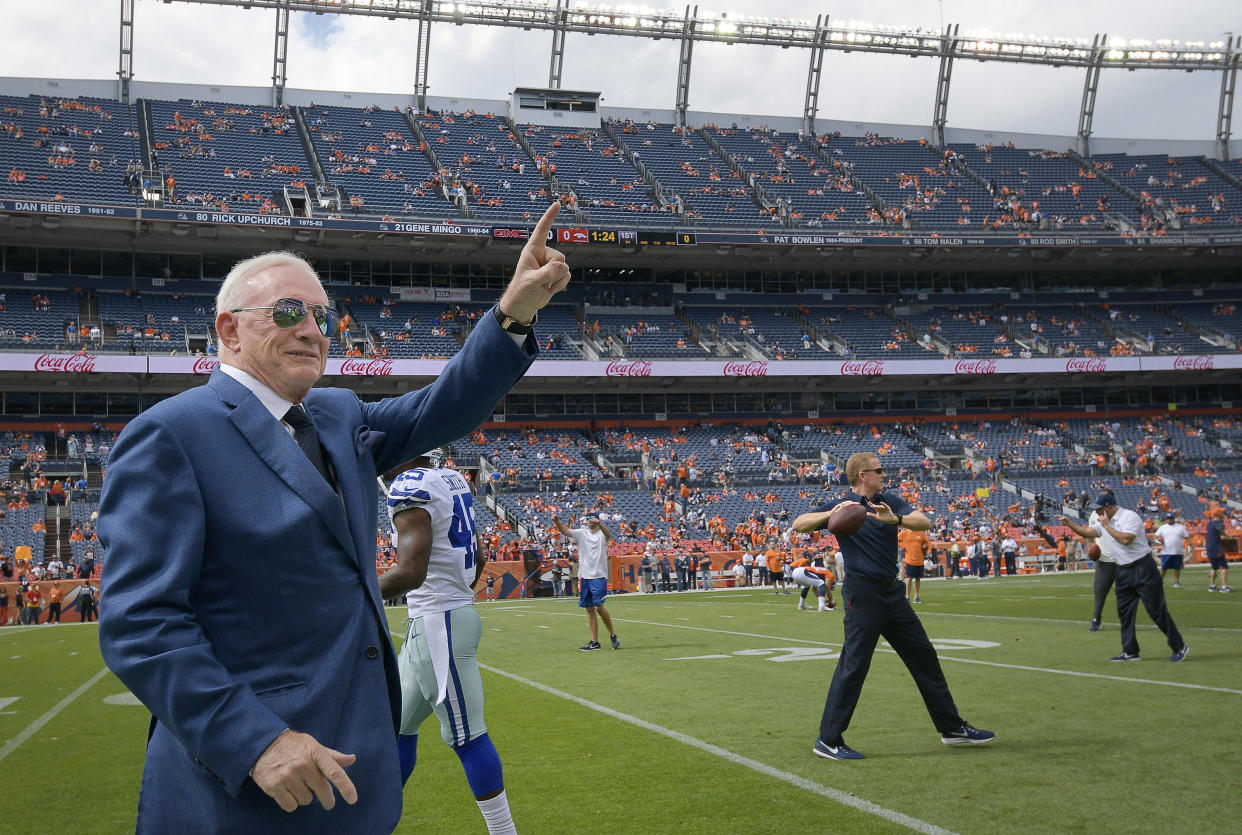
[422,613,452,707]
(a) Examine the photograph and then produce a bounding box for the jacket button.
[365,646,379,659]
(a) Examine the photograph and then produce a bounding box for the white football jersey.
[387,466,479,617]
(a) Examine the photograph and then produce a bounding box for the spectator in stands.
[0,585,7,626]
[79,546,96,579]
[794,451,994,760]
[96,204,570,830]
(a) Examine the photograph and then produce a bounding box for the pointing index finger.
[528,202,561,249]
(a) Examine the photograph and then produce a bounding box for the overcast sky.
[0,0,1237,144]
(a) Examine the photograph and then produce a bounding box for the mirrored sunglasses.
[232,298,339,336]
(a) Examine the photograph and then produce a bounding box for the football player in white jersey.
[380,450,516,835]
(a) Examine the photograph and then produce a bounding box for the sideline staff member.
[793,452,994,761]
[99,203,571,832]
[1060,493,1189,663]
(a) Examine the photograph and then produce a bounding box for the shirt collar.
[219,363,297,423]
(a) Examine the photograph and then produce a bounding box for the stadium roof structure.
[136,0,1241,156]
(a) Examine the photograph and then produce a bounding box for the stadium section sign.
[27,353,1242,377]
[4,200,1242,249]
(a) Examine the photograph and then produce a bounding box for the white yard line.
[696,598,1242,633]
[537,613,1242,696]
[0,666,110,762]
[481,663,956,835]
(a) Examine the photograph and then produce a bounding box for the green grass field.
[2,567,1240,833]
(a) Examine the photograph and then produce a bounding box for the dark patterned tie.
[283,405,334,486]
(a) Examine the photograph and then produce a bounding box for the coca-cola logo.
[841,360,885,376]
[954,359,997,374]
[1065,357,1107,373]
[604,360,653,377]
[34,353,97,373]
[192,357,220,374]
[722,360,768,377]
[340,359,394,376]
[1172,355,1214,371]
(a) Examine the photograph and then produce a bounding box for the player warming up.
[380,451,517,834]
[553,513,620,651]
[791,554,835,611]
[793,452,994,761]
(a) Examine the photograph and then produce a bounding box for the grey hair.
[215,251,322,316]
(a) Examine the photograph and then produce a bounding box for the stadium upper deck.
[4,93,1240,237]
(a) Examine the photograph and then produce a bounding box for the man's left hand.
[497,202,572,324]
[867,500,899,525]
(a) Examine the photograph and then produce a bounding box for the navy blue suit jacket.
[98,313,533,833]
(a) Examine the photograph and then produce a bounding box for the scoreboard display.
[541,227,698,247]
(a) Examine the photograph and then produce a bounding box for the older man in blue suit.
[98,204,570,832]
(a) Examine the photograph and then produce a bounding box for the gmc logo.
[491,228,529,240]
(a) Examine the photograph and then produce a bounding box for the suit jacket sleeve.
[360,307,537,473]
[97,415,290,797]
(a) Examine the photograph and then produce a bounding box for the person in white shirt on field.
[1153,512,1189,588]
[1061,493,1188,663]
[552,512,620,651]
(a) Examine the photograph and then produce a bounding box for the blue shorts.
[904,563,924,579]
[578,577,608,608]
[1208,553,1228,570]
[1160,554,1184,571]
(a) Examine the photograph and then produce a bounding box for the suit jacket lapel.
[305,399,369,567]
[210,372,358,561]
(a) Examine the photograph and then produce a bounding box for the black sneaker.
[610,634,621,650]
[941,723,995,745]
[579,640,602,651]
[812,737,865,760]
[1170,645,1189,663]
[1088,619,1101,632]
[1109,651,1140,662]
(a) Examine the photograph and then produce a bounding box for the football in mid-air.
[1087,543,1101,560]
[828,503,868,536]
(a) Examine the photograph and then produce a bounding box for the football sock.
[397,733,418,785]
[476,789,517,835]
[455,732,505,797]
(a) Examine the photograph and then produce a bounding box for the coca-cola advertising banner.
[0,353,147,373]
[10,353,1242,378]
